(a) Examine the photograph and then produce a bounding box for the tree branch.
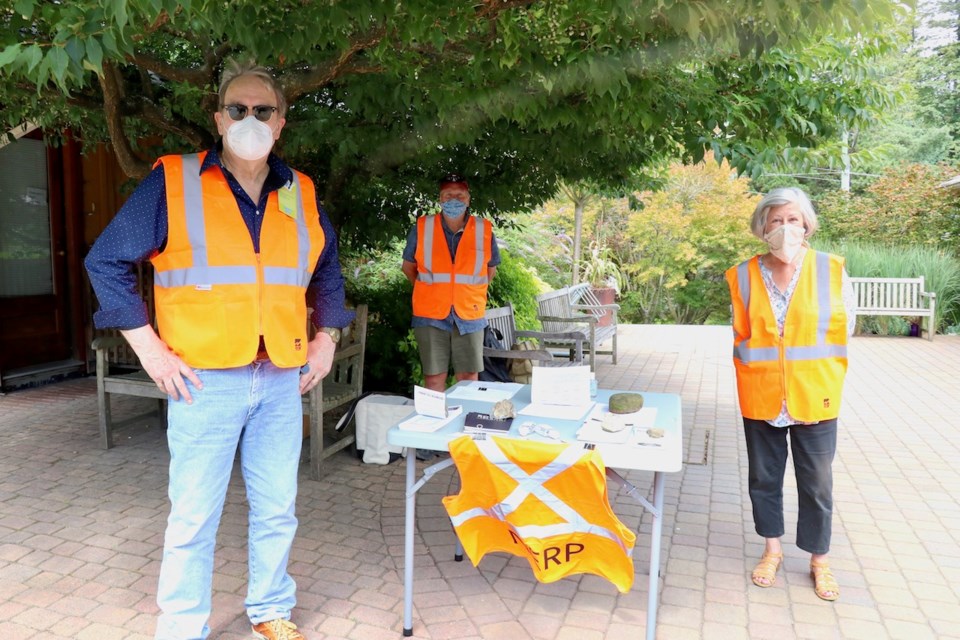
[98,61,151,179]
[137,100,214,150]
[129,53,212,86]
[477,0,537,19]
[283,27,388,101]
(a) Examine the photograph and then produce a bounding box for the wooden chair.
[536,283,619,371]
[484,304,585,366]
[91,264,165,449]
[306,304,367,479]
[92,299,368,481]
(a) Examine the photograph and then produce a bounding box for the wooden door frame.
[61,132,87,366]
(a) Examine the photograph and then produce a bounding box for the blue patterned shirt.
[402,214,501,335]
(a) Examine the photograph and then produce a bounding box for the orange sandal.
[810,560,840,601]
[751,552,783,587]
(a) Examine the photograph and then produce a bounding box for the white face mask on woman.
[225,116,275,161]
[764,223,806,263]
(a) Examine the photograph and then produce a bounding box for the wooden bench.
[484,304,585,366]
[536,283,619,370]
[93,303,368,480]
[850,277,936,341]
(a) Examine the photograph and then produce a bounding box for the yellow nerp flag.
[442,435,637,593]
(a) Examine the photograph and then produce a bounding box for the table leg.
[646,471,665,640]
[403,448,416,636]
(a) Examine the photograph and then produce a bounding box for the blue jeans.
[155,362,302,640]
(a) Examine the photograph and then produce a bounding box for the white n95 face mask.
[225,116,275,161]
[763,223,806,263]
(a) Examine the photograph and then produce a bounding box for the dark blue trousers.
[743,417,837,555]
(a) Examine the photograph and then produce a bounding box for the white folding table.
[386,383,683,640]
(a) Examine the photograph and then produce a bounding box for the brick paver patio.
[1,325,958,639]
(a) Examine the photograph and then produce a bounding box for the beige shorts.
[414,325,484,375]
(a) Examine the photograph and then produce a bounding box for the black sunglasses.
[222,104,278,122]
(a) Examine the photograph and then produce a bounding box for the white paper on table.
[517,401,594,421]
[530,365,591,406]
[446,381,523,402]
[628,408,662,445]
[576,405,659,444]
[414,385,448,418]
[576,421,633,444]
[398,406,464,432]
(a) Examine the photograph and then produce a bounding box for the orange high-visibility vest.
[412,215,492,320]
[725,251,848,422]
[442,435,636,593]
[150,152,325,368]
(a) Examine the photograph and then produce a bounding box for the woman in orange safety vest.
[725,187,857,603]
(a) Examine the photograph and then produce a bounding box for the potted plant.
[579,243,624,326]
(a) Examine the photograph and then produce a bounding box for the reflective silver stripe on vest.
[815,251,831,346]
[155,154,309,289]
[732,260,754,361]
[448,440,632,554]
[466,218,488,283]
[263,172,311,287]
[416,215,489,285]
[733,252,847,363]
[737,260,751,318]
[184,153,207,268]
[417,215,437,282]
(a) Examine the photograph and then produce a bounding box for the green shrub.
[341,241,420,395]
[814,163,960,247]
[341,240,545,391]
[486,249,546,331]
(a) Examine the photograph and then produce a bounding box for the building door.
[0,134,73,373]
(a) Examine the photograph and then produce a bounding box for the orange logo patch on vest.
[823,398,830,408]
[294,338,302,351]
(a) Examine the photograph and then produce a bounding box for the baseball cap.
[439,173,469,190]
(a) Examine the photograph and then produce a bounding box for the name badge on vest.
[278,182,298,218]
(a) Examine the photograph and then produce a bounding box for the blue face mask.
[440,199,468,218]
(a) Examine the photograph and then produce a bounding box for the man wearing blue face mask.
[402,175,501,392]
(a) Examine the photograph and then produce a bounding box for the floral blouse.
[758,249,858,427]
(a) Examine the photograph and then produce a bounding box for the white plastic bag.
[355,395,415,464]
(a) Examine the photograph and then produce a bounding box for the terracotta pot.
[591,286,616,326]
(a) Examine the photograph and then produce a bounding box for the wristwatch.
[319,326,342,344]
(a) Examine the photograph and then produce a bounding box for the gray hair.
[750,187,819,239]
[218,60,288,117]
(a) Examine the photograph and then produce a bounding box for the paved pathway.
[1,326,958,639]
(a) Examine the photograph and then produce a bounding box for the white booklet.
[530,365,591,406]
[414,385,450,418]
[446,381,523,402]
[398,405,464,433]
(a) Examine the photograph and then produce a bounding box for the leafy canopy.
[1,0,904,243]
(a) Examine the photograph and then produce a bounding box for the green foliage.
[341,241,420,395]
[813,239,960,332]
[486,250,544,331]
[913,42,960,162]
[579,242,625,290]
[0,0,906,246]
[815,163,960,247]
[495,215,572,291]
[340,234,544,389]
[623,155,761,323]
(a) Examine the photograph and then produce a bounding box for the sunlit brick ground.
[1,326,958,639]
